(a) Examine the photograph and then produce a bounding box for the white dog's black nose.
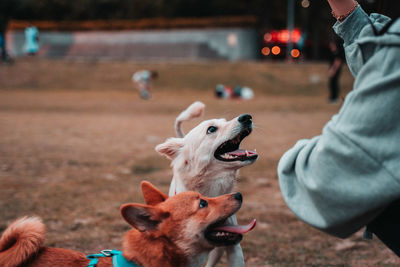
[233,192,242,203]
[238,114,252,125]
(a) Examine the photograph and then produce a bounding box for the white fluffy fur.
[175,101,205,138]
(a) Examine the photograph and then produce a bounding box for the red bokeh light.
[264,29,302,44]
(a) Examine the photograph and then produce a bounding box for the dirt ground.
[0,59,398,266]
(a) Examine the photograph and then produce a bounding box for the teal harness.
[86,250,140,267]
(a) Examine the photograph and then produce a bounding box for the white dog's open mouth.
[214,127,258,162]
[205,218,256,246]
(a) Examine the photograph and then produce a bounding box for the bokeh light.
[271,46,281,55]
[301,0,310,8]
[291,49,300,58]
[263,33,272,42]
[227,33,238,47]
[264,29,302,44]
[261,47,271,56]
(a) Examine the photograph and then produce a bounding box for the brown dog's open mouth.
[205,218,256,246]
[214,127,258,162]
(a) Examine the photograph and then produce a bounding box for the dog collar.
[87,250,140,267]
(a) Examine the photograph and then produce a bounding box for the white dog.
[155,102,258,267]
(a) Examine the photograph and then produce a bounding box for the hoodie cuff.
[333,5,369,45]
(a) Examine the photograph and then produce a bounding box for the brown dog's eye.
[199,199,208,208]
[207,126,218,134]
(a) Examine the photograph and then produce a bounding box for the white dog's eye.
[207,126,218,134]
[199,199,208,208]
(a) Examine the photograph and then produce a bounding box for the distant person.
[238,86,254,100]
[24,24,39,56]
[0,16,8,62]
[328,36,345,103]
[215,84,233,99]
[132,70,158,100]
[0,29,6,62]
[215,84,254,100]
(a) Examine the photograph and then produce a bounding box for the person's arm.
[328,58,342,77]
[278,5,400,238]
[330,3,391,77]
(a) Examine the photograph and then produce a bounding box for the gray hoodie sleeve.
[277,6,400,238]
[333,6,391,77]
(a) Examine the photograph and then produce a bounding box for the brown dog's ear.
[141,181,168,205]
[155,138,183,160]
[121,203,169,232]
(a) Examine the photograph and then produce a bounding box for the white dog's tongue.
[228,149,257,157]
[214,219,256,234]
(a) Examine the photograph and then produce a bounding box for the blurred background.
[1,0,398,61]
[1,1,400,266]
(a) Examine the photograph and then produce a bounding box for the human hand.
[327,0,359,22]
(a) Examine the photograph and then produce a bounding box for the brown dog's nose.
[238,114,252,125]
[233,192,242,203]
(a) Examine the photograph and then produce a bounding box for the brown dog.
[0,181,255,267]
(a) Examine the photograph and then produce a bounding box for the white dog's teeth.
[221,153,241,160]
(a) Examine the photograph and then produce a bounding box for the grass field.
[0,59,398,266]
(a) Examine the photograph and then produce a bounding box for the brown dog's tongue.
[214,219,256,234]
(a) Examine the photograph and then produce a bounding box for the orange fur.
[0,181,242,267]
[0,217,46,267]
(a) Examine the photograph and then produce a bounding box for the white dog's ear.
[155,138,183,160]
